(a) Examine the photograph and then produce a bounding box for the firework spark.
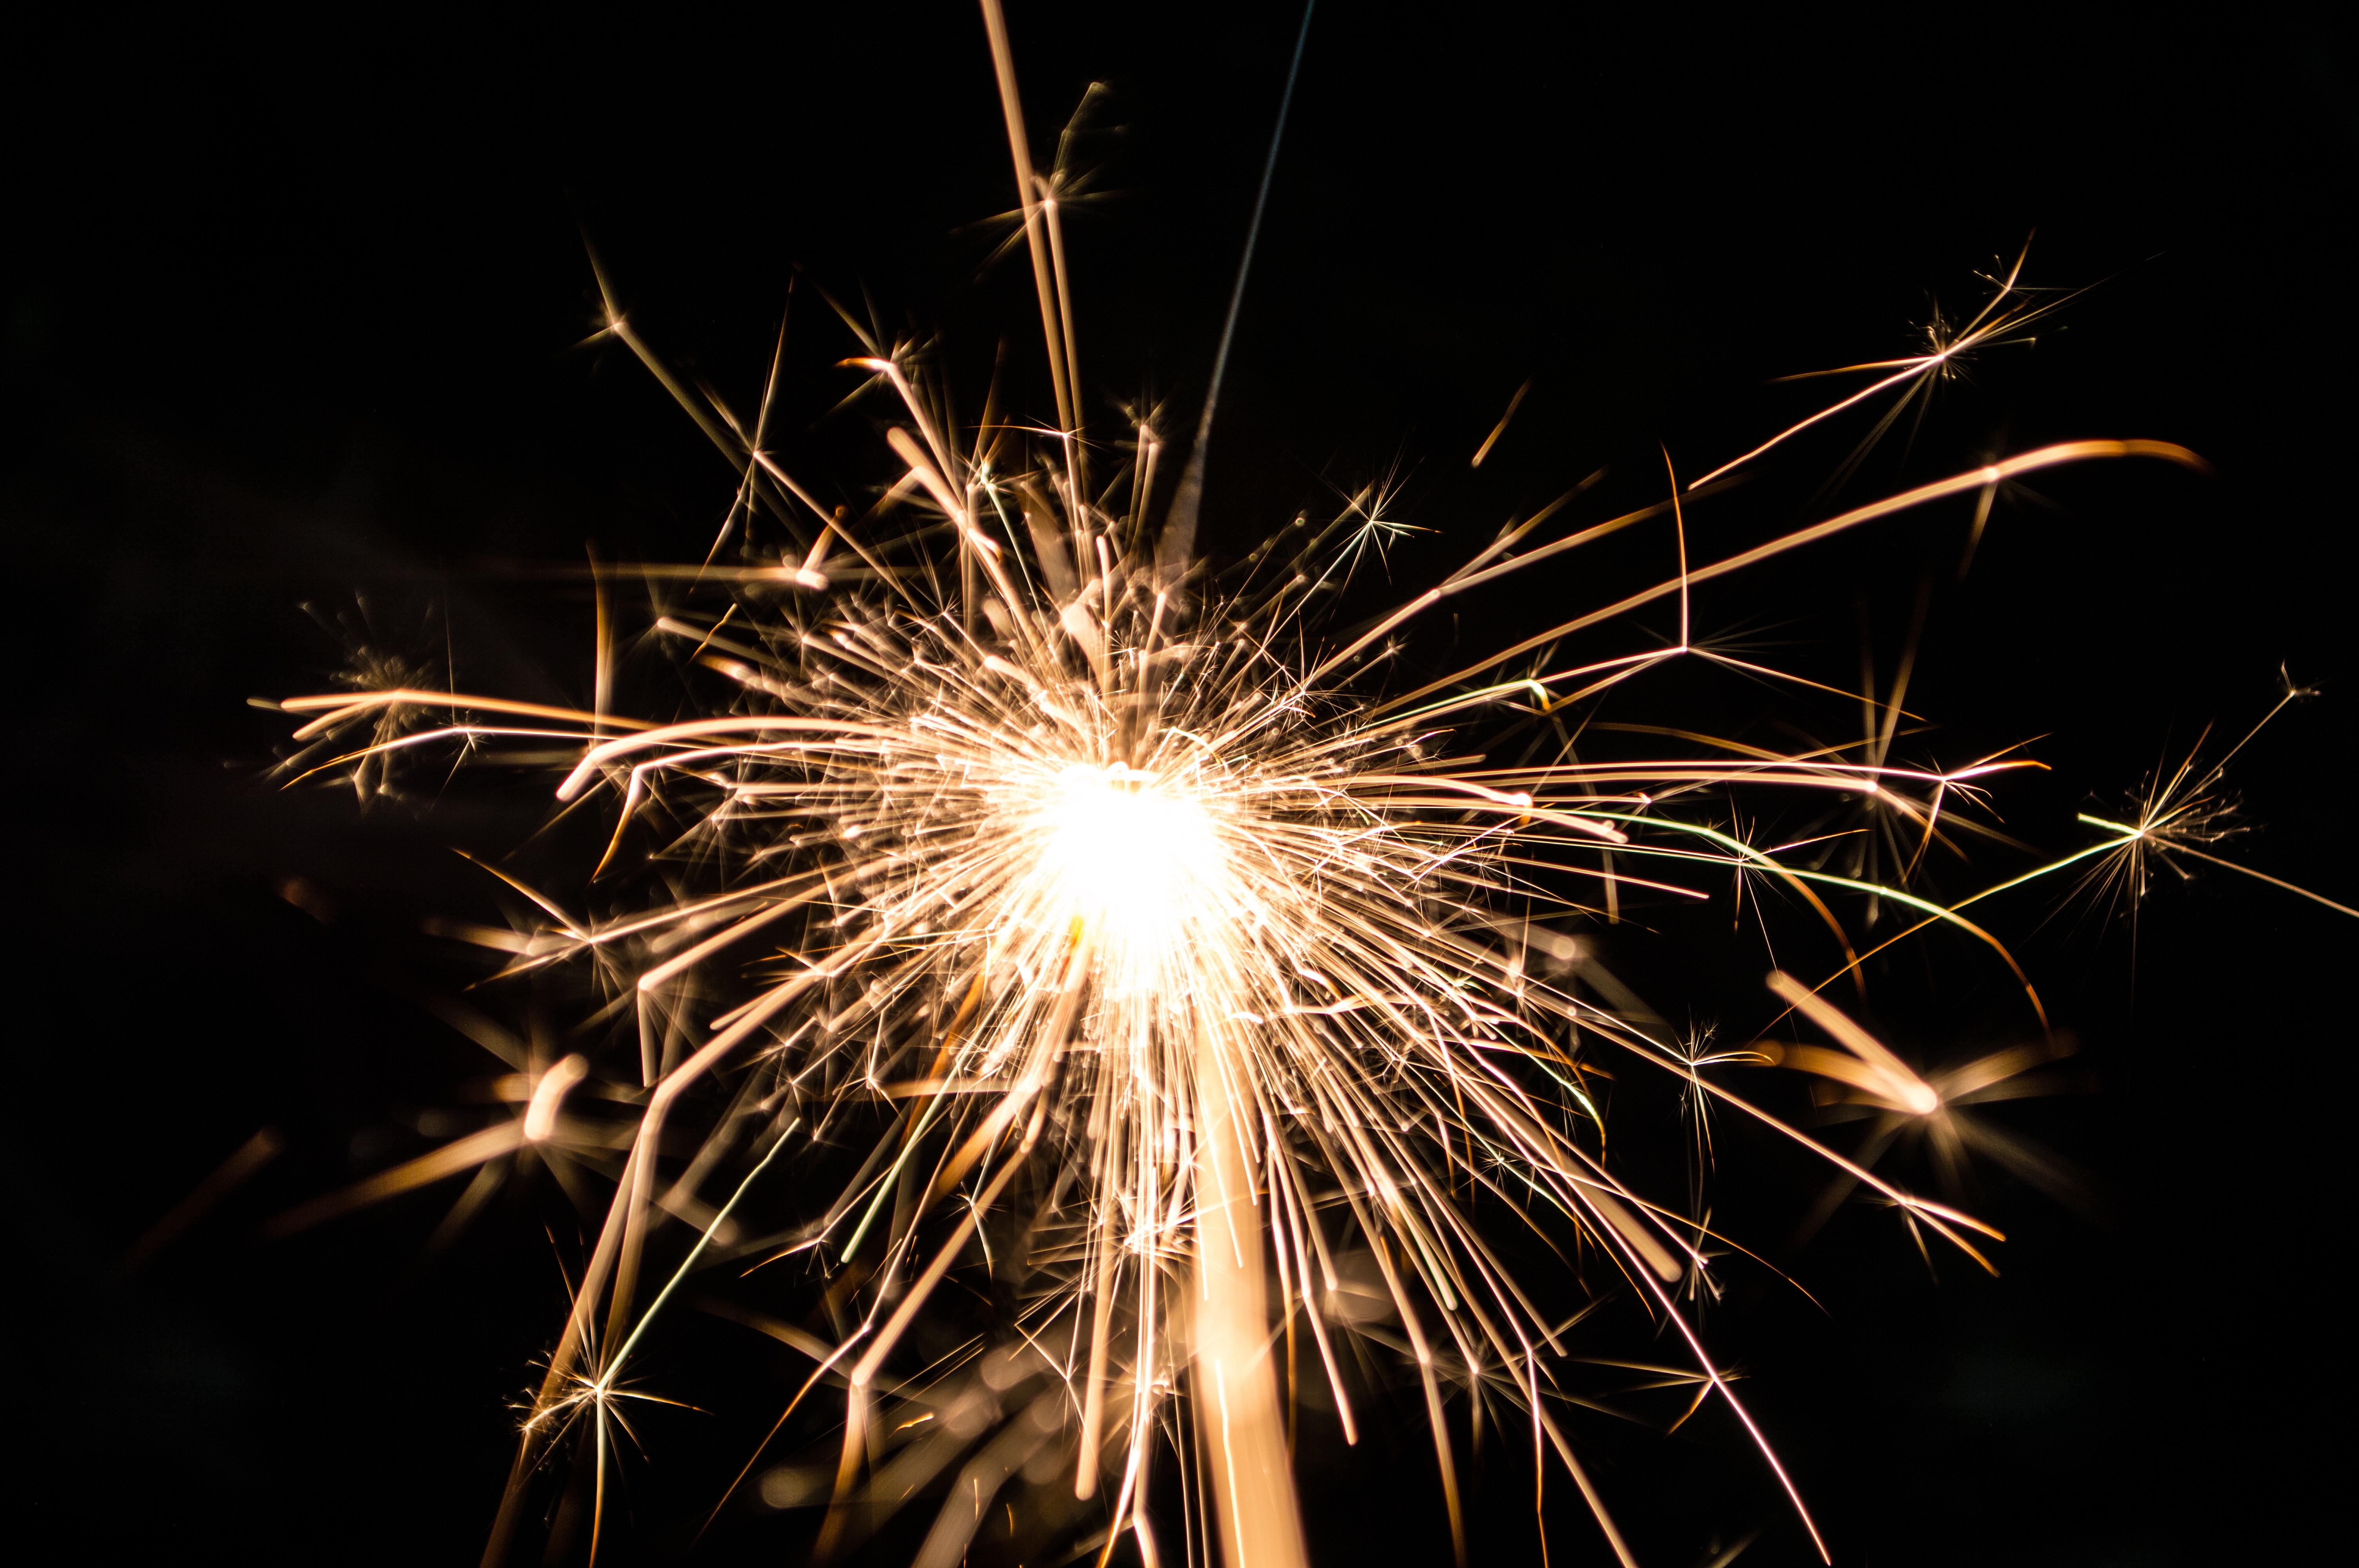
[254,15,2353,1568]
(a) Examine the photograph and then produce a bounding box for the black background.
[5,5,2353,1564]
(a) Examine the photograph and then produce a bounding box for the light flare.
[269,311,2217,1568]
[251,18,2348,1568]
[1020,762,1228,989]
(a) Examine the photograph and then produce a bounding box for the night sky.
[7,7,2352,1564]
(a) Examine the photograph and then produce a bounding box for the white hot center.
[1039,762,1222,970]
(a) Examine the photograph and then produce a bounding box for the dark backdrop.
[5,5,2351,1565]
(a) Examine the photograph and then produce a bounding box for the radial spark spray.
[262,11,2352,1568]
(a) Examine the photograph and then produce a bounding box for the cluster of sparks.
[251,14,2350,1568]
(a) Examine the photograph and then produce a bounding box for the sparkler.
[258,11,2350,1568]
